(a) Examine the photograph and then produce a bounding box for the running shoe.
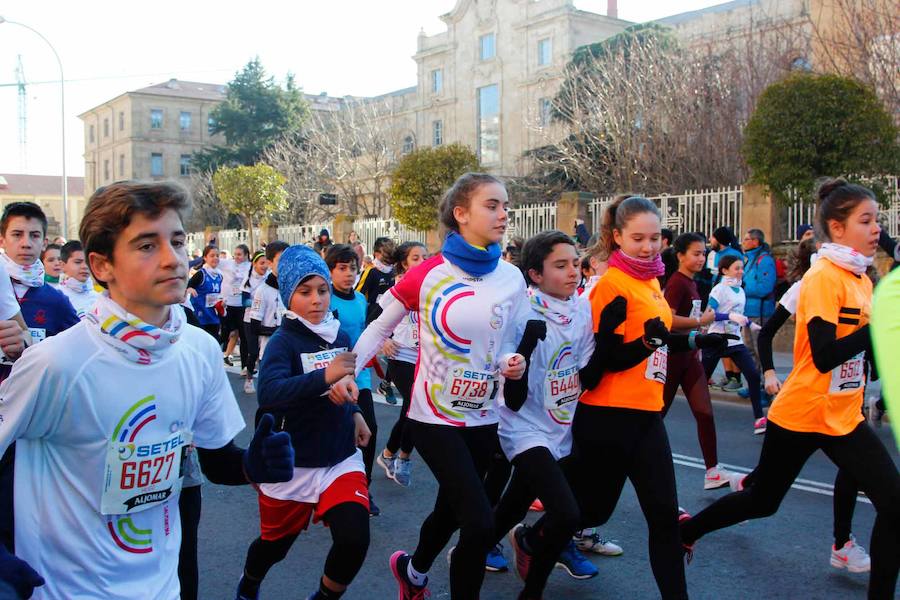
[830,535,871,573]
[678,508,694,563]
[555,540,598,579]
[704,465,733,490]
[528,498,544,512]
[728,472,747,492]
[380,379,398,405]
[709,377,728,390]
[753,416,768,435]
[485,543,509,572]
[377,452,396,480]
[224,356,234,367]
[574,529,623,556]
[369,494,381,517]
[393,457,412,487]
[721,377,743,392]
[241,367,248,377]
[243,379,255,395]
[235,577,260,600]
[389,551,430,599]
[509,524,533,581]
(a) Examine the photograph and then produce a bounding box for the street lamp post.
[0,17,68,238]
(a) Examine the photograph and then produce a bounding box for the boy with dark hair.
[326,244,380,516]
[40,243,63,289]
[248,241,289,362]
[59,240,99,319]
[0,182,294,599]
[355,236,395,318]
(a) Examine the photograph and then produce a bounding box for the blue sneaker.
[485,543,509,572]
[737,386,750,398]
[376,451,396,480]
[393,457,412,487]
[555,540,599,579]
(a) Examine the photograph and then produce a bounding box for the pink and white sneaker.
[704,465,733,490]
[830,535,871,573]
[389,551,430,600]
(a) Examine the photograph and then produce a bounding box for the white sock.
[406,561,427,586]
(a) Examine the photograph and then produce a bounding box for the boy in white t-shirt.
[59,240,100,319]
[0,181,295,600]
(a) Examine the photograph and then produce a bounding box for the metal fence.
[277,222,334,246]
[506,201,558,242]
[352,217,428,254]
[588,186,744,240]
[785,176,900,241]
[186,228,261,254]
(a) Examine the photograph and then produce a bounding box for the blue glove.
[243,413,295,483]
[0,544,43,599]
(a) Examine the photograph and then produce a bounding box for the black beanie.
[712,226,735,248]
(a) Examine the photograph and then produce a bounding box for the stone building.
[0,174,86,238]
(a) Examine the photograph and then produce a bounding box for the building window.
[432,120,443,146]
[208,116,216,135]
[103,118,110,138]
[180,154,191,176]
[538,38,552,66]
[119,154,125,178]
[179,111,191,131]
[104,159,110,182]
[539,97,552,126]
[89,125,95,143]
[477,84,500,164]
[150,109,163,129]
[402,135,415,154]
[431,69,443,94]
[119,111,125,131]
[150,153,163,177]
[479,33,496,61]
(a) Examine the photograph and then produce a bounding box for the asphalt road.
[197,373,898,600]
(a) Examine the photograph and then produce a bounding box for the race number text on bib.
[300,347,348,373]
[544,364,580,410]
[829,352,865,393]
[102,430,192,515]
[28,327,46,345]
[645,346,668,383]
[205,294,220,308]
[444,367,499,411]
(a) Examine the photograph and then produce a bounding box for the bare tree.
[262,135,339,224]
[186,169,228,233]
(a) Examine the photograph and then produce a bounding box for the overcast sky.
[0,0,726,178]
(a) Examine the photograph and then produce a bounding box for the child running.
[679,179,900,599]
[40,244,63,289]
[59,240,100,319]
[236,245,371,600]
[575,196,733,600]
[376,241,427,487]
[0,181,293,599]
[662,232,732,489]
[702,254,766,433]
[247,241,289,366]
[350,173,527,600]
[241,250,269,394]
[187,245,224,341]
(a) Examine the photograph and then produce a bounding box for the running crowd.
[0,174,896,600]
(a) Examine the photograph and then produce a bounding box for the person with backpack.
[740,229,777,398]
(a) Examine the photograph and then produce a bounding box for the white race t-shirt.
[358,255,526,427]
[246,280,284,330]
[0,321,245,599]
[0,274,18,320]
[219,259,252,308]
[61,285,100,319]
[708,282,746,347]
[378,290,419,364]
[498,293,594,461]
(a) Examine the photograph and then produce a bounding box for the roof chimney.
[608,0,618,19]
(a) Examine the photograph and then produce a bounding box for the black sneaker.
[369,494,381,517]
[380,380,398,405]
[224,356,234,367]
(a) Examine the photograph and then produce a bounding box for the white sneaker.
[573,528,623,556]
[728,472,746,492]
[704,465,732,490]
[830,535,871,573]
[243,379,255,394]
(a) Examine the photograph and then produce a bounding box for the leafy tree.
[743,73,900,203]
[212,163,288,250]
[389,144,479,231]
[193,58,309,171]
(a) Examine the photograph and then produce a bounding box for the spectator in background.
[797,224,815,242]
[740,228,776,398]
[574,218,591,247]
[348,230,366,265]
[502,236,524,267]
[659,228,677,287]
[313,228,334,257]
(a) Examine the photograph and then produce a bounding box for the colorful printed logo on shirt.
[112,395,157,443]
[547,342,577,424]
[107,516,153,554]
[424,276,474,363]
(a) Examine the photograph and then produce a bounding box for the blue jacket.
[330,287,372,390]
[256,317,360,468]
[743,245,776,318]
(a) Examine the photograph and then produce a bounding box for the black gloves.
[598,296,627,337]
[694,333,739,351]
[517,320,548,360]
[643,317,670,348]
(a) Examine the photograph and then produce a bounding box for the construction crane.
[15,54,26,171]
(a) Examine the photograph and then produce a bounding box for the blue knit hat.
[277,245,332,308]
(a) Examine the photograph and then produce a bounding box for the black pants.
[385,360,415,455]
[178,485,202,600]
[572,404,687,600]
[243,323,259,378]
[681,421,899,599]
[484,437,512,508]
[701,343,763,418]
[493,447,580,598]
[357,389,377,483]
[221,306,248,365]
[0,444,14,552]
[243,502,369,587]
[411,422,498,600]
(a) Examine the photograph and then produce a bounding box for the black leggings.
[178,485,202,600]
[199,323,220,344]
[572,404,687,600]
[243,323,259,378]
[484,438,512,508]
[243,502,370,586]
[663,351,719,469]
[385,360,415,455]
[702,344,763,418]
[357,389,377,482]
[410,422,497,600]
[681,421,899,599]
[493,448,580,598]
